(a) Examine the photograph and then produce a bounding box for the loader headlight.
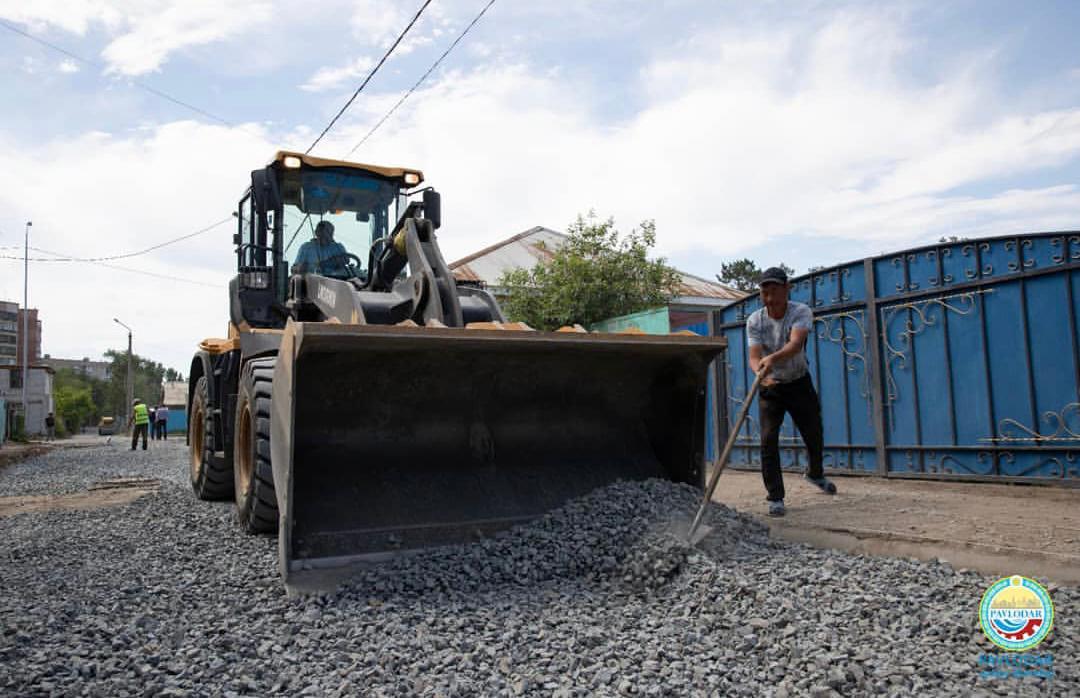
[241,269,271,289]
[283,155,302,169]
[404,172,421,186]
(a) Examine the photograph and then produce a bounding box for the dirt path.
[0,478,160,517]
[712,469,1080,584]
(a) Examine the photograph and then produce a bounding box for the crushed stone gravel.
[1,439,1075,696]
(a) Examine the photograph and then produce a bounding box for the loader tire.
[233,357,279,534]
[189,375,234,500]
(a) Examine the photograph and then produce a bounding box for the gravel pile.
[1,440,1076,697]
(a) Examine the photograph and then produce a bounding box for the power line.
[344,0,496,159]
[0,217,232,263]
[0,18,234,127]
[0,251,220,288]
[305,0,434,155]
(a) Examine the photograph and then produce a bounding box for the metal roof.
[449,227,745,301]
[161,380,188,407]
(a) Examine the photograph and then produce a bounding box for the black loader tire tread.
[235,358,279,534]
[190,375,234,500]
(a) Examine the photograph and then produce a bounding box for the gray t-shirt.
[746,301,813,383]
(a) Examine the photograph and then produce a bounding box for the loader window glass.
[284,168,400,279]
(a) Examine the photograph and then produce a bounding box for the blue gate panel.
[789,277,813,306]
[983,281,1032,438]
[842,264,867,303]
[941,245,981,286]
[882,304,920,452]
[671,320,716,462]
[943,301,991,445]
[813,325,848,445]
[814,273,841,310]
[1074,270,1080,391]
[720,231,1078,484]
[874,257,906,299]
[981,238,1020,282]
[911,301,953,446]
[165,409,187,434]
[905,250,940,294]
[1025,274,1077,434]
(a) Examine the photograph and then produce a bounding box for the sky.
[0,0,1078,373]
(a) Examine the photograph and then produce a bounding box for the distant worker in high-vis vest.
[129,398,150,451]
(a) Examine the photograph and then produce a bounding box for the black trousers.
[758,373,825,502]
[157,421,168,440]
[131,423,148,450]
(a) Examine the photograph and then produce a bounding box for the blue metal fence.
[716,231,1080,484]
[165,409,187,434]
[669,318,717,463]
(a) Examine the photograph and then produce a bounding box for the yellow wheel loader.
[188,151,725,586]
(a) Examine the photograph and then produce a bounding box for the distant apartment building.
[0,301,16,366]
[16,307,41,365]
[42,355,112,382]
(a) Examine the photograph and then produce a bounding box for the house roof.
[448,227,745,301]
[161,380,188,407]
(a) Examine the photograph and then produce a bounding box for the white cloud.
[348,0,411,45]
[0,121,273,371]
[296,0,443,92]
[2,7,1079,371]
[57,59,80,74]
[316,13,1080,265]
[301,57,375,93]
[1,1,271,75]
[0,1,126,35]
[100,1,271,75]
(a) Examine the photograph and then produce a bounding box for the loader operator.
[747,266,837,517]
[292,221,351,277]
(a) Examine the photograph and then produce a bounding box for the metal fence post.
[862,258,889,475]
[709,310,726,466]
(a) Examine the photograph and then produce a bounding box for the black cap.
[758,267,789,287]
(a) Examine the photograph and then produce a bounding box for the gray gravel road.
[1,440,1075,696]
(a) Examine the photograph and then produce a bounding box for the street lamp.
[22,221,31,433]
[114,318,133,432]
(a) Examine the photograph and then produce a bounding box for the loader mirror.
[251,168,282,212]
[423,189,441,229]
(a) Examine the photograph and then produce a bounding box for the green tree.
[498,213,682,330]
[55,384,96,435]
[53,368,106,433]
[103,350,170,415]
[716,259,796,293]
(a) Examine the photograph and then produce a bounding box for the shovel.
[685,369,766,546]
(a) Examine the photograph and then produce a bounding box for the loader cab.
[231,151,423,329]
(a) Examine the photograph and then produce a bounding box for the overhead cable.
[0,217,232,263]
[304,0,434,155]
[344,0,496,158]
[0,251,220,288]
[0,18,234,127]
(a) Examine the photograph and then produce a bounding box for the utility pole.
[22,221,31,433]
[114,318,133,432]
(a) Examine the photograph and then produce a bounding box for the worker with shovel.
[748,267,836,517]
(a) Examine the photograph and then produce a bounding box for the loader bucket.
[270,321,725,583]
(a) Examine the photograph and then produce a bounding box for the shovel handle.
[686,369,766,541]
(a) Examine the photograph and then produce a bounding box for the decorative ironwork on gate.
[712,231,1080,484]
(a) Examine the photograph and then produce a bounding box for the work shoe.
[768,500,786,517]
[806,475,837,494]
